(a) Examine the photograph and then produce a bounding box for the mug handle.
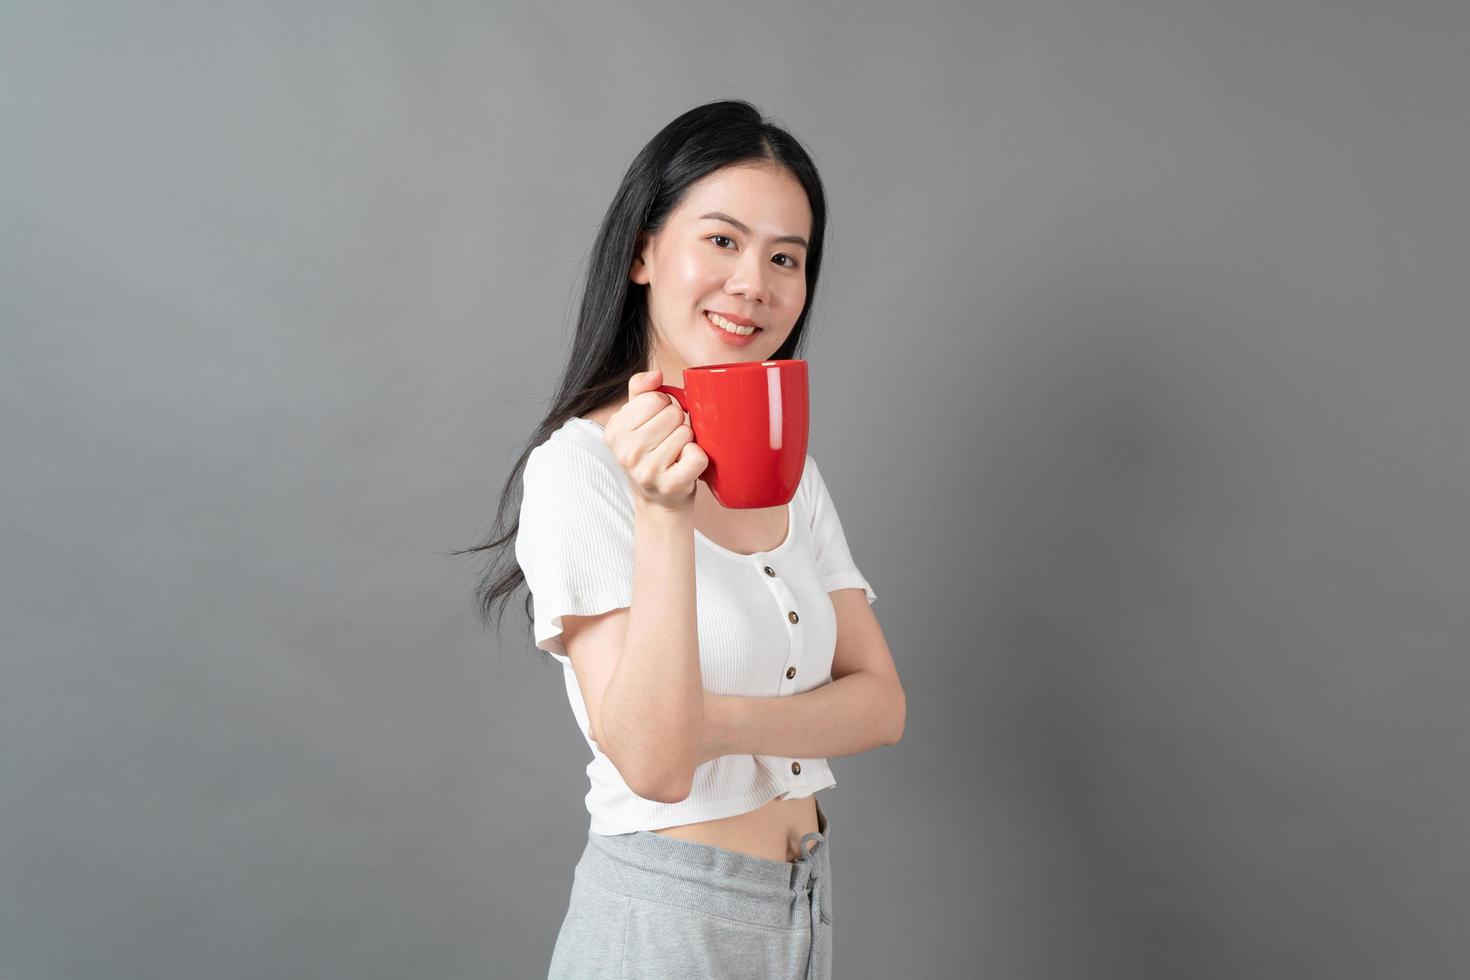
[656,384,689,413]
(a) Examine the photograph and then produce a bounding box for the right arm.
[596,502,701,802]
[561,368,709,804]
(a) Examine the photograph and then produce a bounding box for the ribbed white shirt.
[515,416,877,836]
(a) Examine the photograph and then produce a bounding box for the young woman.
[460,100,904,979]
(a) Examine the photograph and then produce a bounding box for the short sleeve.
[515,440,637,661]
[804,455,877,605]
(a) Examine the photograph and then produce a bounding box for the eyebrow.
[698,212,809,249]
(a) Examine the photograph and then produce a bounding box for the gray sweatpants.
[547,796,833,980]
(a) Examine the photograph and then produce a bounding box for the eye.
[708,235,800,270]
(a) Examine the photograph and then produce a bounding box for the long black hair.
[453,99,829,661]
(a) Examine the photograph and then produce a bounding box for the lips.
[704,309,762,330]
[703,310,761,346]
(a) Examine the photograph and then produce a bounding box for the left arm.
[707,588,905,760]
[594,590,906,763]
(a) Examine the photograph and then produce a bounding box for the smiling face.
[630,163,812,385]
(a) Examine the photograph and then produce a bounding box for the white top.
[515,416,877,836]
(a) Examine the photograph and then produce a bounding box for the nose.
[723,250,772,306]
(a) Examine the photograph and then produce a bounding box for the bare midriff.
[651,794,820,863]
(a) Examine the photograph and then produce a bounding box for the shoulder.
[797,451,826,500]
[524,420,634,512]
[527,418,611,471]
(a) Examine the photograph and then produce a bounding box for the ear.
[629,231,651,285]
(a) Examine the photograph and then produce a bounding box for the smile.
[705,311,760,336]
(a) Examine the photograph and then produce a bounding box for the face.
[629,163,812,385]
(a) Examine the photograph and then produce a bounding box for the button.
[791,761,802,775]
[763,565,776,577]
[787,610,800,624]
[786,666,797,679]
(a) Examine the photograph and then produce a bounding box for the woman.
[460,100,905,979]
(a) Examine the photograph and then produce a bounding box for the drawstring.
[795,830,830,979]
[799,832,831,924]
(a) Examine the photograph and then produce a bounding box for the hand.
[604,369,709,512]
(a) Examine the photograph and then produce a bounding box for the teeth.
[706,311,756,336]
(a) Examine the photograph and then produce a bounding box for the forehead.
[672,165,812,238]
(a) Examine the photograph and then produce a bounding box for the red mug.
[657,359,809,509]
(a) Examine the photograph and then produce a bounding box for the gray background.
[3,1,1466,977]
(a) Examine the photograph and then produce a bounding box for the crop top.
[514,416,877,836]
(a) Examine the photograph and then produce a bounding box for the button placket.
[756,557,808,783]
[758,559,803,695]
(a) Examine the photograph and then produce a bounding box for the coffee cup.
[657,359,809,509]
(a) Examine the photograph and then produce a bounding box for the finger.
[625,368,661,400]
[631,397,684,438]
[642,419,695,475]
[620,374,675,431]
[673,439,708,479]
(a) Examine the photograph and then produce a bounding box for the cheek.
[782,280,808,317]
[674,250,723,288]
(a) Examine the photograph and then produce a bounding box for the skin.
[582,163,830,861]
